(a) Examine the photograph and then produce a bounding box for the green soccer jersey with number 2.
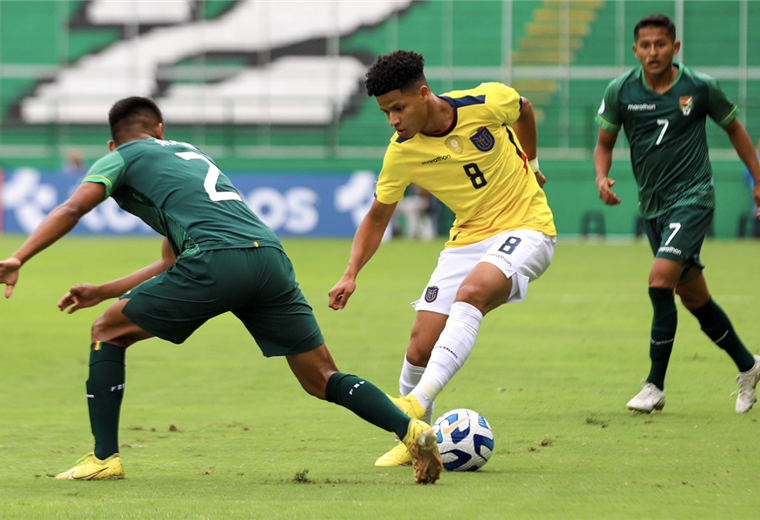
[596,63,738,219]
[82,138,281,256]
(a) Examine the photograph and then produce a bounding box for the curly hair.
[108,96,163,144]
[365,50,426,97]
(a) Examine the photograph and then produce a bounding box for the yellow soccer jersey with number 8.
[376,82,556,248]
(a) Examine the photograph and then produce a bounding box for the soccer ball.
[432,408,494,471]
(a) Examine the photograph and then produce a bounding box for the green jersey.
[82,138,281,256]
[596,63,738,218]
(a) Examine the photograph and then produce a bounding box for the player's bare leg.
[676,268,759,412]
[410,262,511,411]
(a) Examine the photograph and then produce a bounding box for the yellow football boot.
[55,452,125,480]
[374,441,412,467]
[402,419,442,484]
[387,394,425,420]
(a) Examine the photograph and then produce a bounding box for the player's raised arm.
[328,199,396,310]
[58,238,177,314]
[594,127,622,205]
[722,119,760,217]
[0,182,105,298]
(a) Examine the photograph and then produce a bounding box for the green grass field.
[1,236,759,519]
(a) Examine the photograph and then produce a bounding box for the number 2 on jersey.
[176,151,242,202]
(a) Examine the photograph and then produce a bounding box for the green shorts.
[121,247,324,356]
[643,205,713,275]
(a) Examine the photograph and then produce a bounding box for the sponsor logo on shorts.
[424,286,439,302]
[658,246,682,256]
[486,251,513,267]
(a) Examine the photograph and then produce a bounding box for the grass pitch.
[0,236,758,519]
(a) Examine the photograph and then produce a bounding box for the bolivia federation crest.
[470,127,495,152]
[424,286,439,303]
[679,96,693,116]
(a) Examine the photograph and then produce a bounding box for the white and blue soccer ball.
[432,408,494,471]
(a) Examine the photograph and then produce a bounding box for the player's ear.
[155,122,164,140]
[418,83,430,99]
[673,40,681,55]
[108,140,117,152]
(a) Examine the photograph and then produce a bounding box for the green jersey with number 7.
[596,63,738,219]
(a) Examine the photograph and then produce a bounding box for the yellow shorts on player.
[121,247,324,356]
[412,229,556,315]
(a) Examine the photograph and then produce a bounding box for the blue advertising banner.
[1,169,385,238]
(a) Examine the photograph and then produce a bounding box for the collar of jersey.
[419,96,458,138]
[639,62,684,94]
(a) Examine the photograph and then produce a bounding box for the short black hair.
[634,14,676,41]
[108,96,163,144]
[365,50,426,97]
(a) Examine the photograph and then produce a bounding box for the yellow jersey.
[376,82,556,248]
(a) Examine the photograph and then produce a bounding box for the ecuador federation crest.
[424,286,439,303]
[679,96,693,116]
[470,126,495,152]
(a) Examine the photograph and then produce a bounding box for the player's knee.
[406,343,430,366]
[90,315,111,343]
[455,284,502,314]
[300,376,328,400]
[677,288,710,311]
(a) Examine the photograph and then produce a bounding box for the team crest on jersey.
[445,136,464,154]
[470,127,495,152]
[680,96,693,116]
[424,286,439,303]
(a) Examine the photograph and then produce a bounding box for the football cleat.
[735,355,760,413]
[374,441,412,467]
[402,419,442,484]
[627,382,666,413]
[387,394,425,420]
[55,452,124,480]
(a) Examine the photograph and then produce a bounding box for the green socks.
[689,298,755,372]
[647,287,677,390]
[326,373,410,440]
[87,342,126,460]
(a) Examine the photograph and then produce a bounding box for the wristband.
[528,157,539,171]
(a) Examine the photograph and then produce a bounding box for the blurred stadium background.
[1,0,758,238]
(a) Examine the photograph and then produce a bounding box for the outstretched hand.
[534,169,547,188]
[0,257,22,298]
[328,277,356,310]
[753,184,760,219]
[597,177,622,205]
[58,283,107,314]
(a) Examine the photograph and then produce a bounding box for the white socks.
[411,301,483,411]
[398,356,434,423]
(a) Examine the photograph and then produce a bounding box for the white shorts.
[412,229,556,315]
